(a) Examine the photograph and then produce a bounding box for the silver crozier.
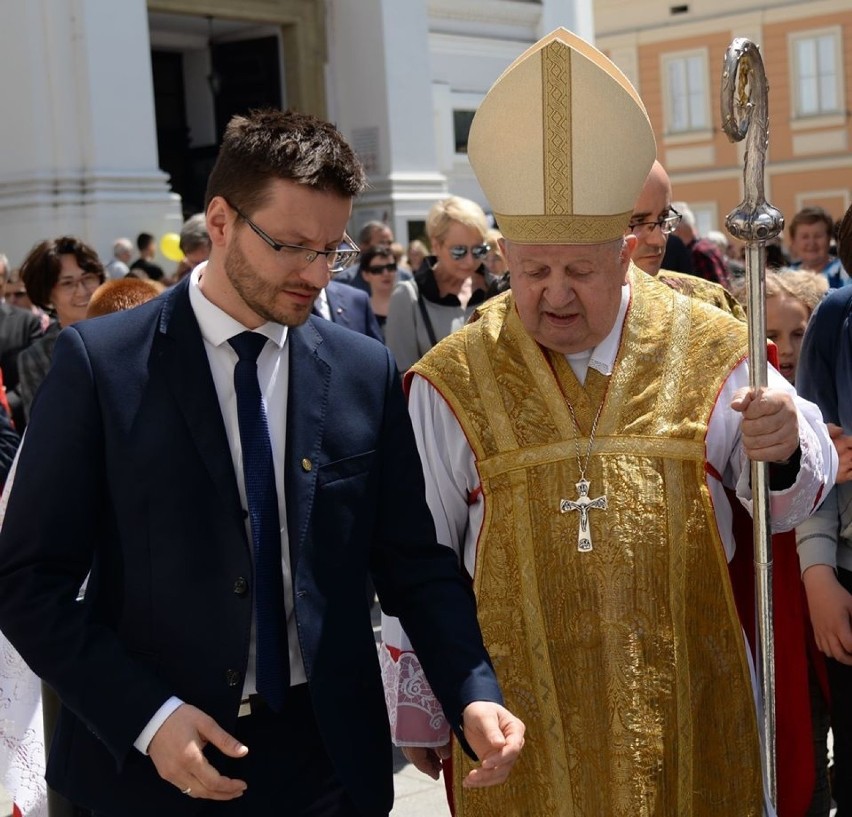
[720,37,784,807]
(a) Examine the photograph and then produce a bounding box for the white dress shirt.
[136,264,306,753]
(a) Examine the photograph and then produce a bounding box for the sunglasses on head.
[448,244,489,261]
[366,263,397,274]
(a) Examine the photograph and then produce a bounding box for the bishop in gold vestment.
[380,26,837,817]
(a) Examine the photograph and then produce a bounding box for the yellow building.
[596,0,852,248]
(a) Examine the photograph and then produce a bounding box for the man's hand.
[803,565,852,665]
[730,387,799,463]
[148,704,249,800]
[460,702,525,788]
[402,743,451,780]
[828,423,852,484]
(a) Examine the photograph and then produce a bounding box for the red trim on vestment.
[705,461,723,482]
[384,643,403,662]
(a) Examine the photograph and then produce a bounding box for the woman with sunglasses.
[385,196,491,371]
[17,236,105,422]
[358,245,399,339]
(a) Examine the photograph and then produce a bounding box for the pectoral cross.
[560,478,607,552]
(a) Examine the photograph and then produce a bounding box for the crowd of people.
[0,23,849,817]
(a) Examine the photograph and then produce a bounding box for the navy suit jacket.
[322,279,383,341]
[0,278,500,815]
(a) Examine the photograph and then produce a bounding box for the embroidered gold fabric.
[543,41,572,216]
[494,212,633,245]
[413,269,763,816]
[656,267,746,321]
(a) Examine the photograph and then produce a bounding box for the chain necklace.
[559,398,607,552]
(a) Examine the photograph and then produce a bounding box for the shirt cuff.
[134,696,183,755]
[767,445,802,491]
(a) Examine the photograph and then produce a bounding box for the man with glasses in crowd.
[628,160,744,318]
[0,108,524,817]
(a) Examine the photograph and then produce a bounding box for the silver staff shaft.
[720,37,784,807]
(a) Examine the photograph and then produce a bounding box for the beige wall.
[599,1,852,242]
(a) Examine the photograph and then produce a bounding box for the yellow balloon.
[159,232,184,263]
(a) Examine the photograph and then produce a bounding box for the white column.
[0,0,182,268]
[325,0,447,243]
[540,0,595,43]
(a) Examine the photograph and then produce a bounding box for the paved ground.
[389,747,450,817]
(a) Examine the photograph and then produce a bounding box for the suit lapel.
[285,319,330,568]
[157,280,244,525]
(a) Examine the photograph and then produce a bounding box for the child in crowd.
[763,270,827,383]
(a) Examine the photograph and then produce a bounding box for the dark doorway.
[212,37,283,139]
[151,34,283,217]
[151,50,196,213]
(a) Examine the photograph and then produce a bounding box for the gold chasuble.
[411,268,764,816]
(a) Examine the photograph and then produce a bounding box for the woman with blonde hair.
[385,196,490,371]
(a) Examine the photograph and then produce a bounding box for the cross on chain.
[559,478,607,552]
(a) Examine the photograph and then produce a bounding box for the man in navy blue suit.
[314,278,383,341]
[0,109,523,817]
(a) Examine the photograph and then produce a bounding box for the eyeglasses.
[55,273,103,294]
[448,244,490,261]
[229,202,360,274]
[628,209,682,237]
[366,263,397,274]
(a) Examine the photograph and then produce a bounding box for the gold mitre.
[468,28,656,244]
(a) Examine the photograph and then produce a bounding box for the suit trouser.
[200,684,373,817]
[827,567,852,816]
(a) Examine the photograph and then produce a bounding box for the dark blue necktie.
[229,331,289,711]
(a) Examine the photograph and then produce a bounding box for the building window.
[662,51,709,134]
[453,110,476,154]
[691,203,718,238]
[791,29,842,118]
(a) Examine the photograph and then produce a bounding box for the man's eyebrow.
[631,210,653,221]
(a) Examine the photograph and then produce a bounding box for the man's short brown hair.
[204,108,367,217]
